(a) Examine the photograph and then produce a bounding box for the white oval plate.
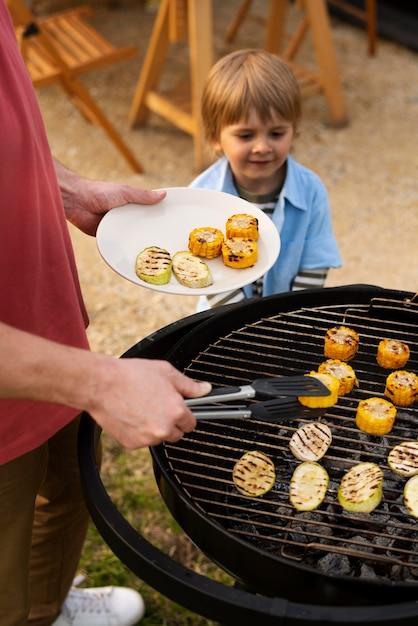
[96,187,280,296]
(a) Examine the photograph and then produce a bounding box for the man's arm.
[54,160,166,236]
[0,321,210,448]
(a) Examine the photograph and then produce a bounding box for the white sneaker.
[52,584,145,626]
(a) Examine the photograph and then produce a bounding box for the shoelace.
[62,580,113,618]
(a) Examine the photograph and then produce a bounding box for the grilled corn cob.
[355,397,397,435]
[338,462,383,513]
[298,372,339,408]
[403,475,418,518]
[172,251,212,288]
[289,462,329,511]
[188,227,224,259]
[318,359,358,396]
[226,213,259,240]
[232,450,275,497]
[324,326,359,361]
[388,441,418,478]
[377,339,410,369]
[135,246,172,285]
[289,422,332,462]
[221,237,257,269]
[384,370,417,407]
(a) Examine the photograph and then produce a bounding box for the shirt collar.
[218,155,307,211]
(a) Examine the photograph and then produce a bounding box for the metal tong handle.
[192,408,253,420]
[185,385,255,407]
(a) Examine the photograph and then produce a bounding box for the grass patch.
[79,434,233,625]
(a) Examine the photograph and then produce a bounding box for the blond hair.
[202,49,301,143]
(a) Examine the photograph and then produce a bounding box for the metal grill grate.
[163,299,418,582]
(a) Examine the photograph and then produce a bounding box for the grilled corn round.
[226,213,259,240]
[384,370,417,407]
[324,326,359,361]
[221,237,257,269]
[318,359,358,396]
[377,339,410,369]
[188,227,224,259]
[355,397,397,435]
[298,372,339,408]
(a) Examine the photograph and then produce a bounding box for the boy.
[190,49,342,309]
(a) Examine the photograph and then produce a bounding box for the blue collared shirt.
[190,156,342,296]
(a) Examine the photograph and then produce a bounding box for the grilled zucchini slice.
[289,422,332,462]
[403,475,418,518]
[188,227,224,259]
[172,251,212,288]
[338,462,383,513]
[384,370,417,407]
[355,397,397,435]
[226,213,259,240]
[377,339,410,369]
[318,359,358,396]
[298,372,339,408]
[324,326,359,361]
[289,462,329,511]
[135,246,172,285]
[221,237,257,269]
[232,450,275,497]
[388,441,418,477]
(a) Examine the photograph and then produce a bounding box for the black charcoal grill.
[79,285,418,625]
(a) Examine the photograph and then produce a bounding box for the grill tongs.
[186,375,329,422]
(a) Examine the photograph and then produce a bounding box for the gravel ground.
[35,0,418,356]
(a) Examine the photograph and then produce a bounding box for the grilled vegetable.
[289,422,332,462]
[388,441,418,477]
[232,450,275,497]
[355,397,397,435]
[324,326,359,361]
[403,475,418,518]
[384,370,417,407]
[317,359,358,396]
[377,339,410,369]
[289,462,329,511]
[222,237,258,269]
[226,213,259,240]
[298,372,339,408]
[338,462,383,513]
[135,246,172,285]
[188,227,224,259]
[172,251,212,288]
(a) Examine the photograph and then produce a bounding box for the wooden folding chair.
[7,0,143,173]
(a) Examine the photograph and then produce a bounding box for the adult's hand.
[88,357,211,448]
[55,160,166,236]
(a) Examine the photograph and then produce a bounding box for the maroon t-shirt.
[0,1,90,464]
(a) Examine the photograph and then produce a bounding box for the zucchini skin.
[404,475,418,518]
[172,251,212,288]
[135,246,172,285]
[338,462,383,513]
[289,461,329,511]
[232,450,276,497]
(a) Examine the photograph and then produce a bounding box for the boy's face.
[213,109,294,194]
